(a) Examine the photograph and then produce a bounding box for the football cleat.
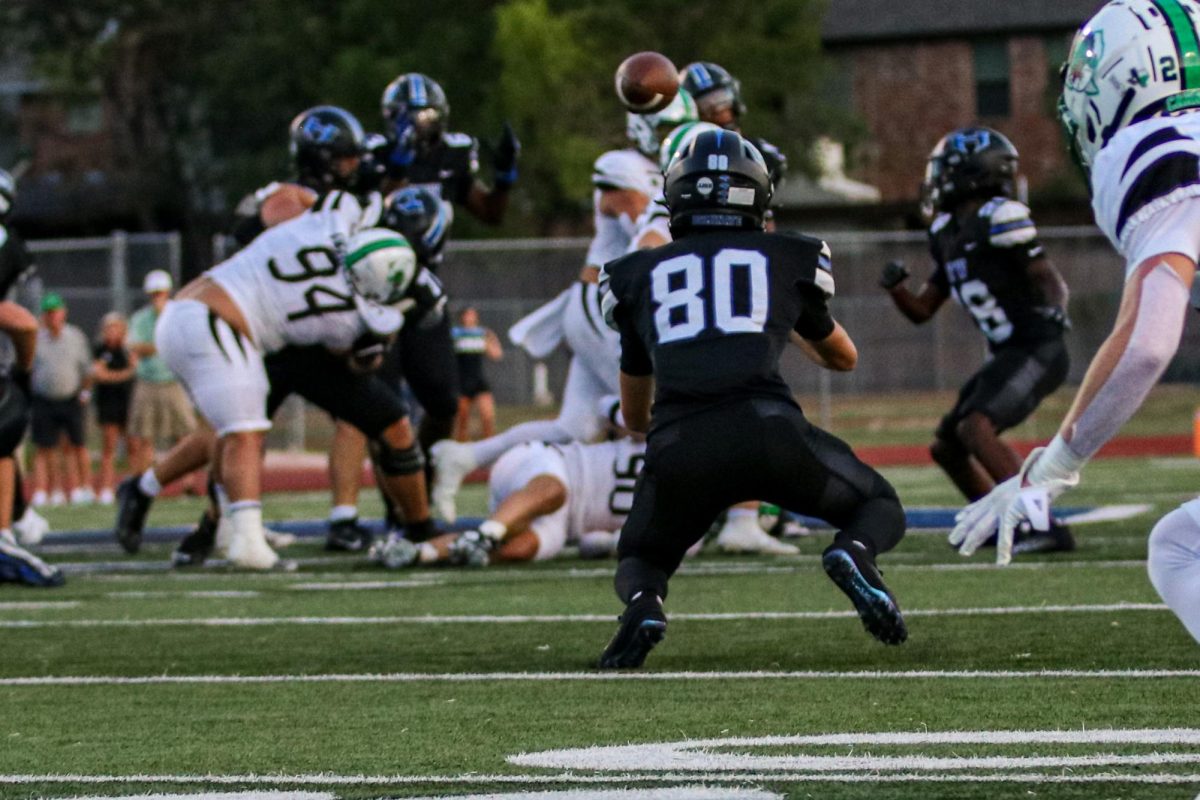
[172,511,218,568]
[430,440,477,523]
[1012,519,1076,555]
[13,507,49,547]
[326,517,373,552]
[114,476,153,555]
[597,593,667,669]
[369,532,420,569]
[0,535,64,587]
[822,541,907,645]
[226,525,280,571]
[715,514,799,555]
[447,530,493,568]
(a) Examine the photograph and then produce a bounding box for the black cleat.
[1012,519,1076,555]
[172,511,218,568]
[597,594,667,669]
[822,542,907,645]
[114,476,153,555]
[325,517,373,552]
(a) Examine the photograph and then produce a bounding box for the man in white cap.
[126,269,197,476]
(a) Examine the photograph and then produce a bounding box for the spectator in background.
[452,306,503,441]
[92,312,135,505]
[29,293,93,506]
[127,270,196,475]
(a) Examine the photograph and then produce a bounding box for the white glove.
[949,444,1080,565]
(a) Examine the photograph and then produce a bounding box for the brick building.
[821,0,1101,207]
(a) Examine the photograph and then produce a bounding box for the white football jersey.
[626,195,671,253]
[1092,114,1200,257]
[209,191,378,354]
[587,149,661,267]
[557,438,646,540]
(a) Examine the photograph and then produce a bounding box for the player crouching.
[597,130,908,669]
[373,437,644,568]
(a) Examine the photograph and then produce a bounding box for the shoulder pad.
[929,212,952,235]
[984,198,1037,247]
[442,132,476,149]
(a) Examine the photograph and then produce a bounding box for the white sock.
[418,542,439,564]
[138,469,162,497]
[329,505,358,523]
[1148,505,1200,644]
[0,528,14,546]
[228,500,264,540]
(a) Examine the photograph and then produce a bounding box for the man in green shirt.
[127,270,196,474]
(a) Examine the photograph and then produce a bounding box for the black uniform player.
[598,130,907,669]
[881,127,1072,553]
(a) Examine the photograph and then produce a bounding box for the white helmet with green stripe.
[626,89,698,157]
[658,121,723,172]
[344,227,417,335]
[1060,0,1200,177]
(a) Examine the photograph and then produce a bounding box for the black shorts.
[936,338,1069,441]
[95,385,132,426]
[30,395,84,448]
[265,346,408,439]
[618,398,900,576]
[0,381,29,457]
[380,314,460,420]
[458,371,490,399]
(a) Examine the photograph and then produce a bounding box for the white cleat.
[264,528,297,549]
[13,508,49,547]
[430,440,477,524]
[716,515,799,555]
[226,524,280,570]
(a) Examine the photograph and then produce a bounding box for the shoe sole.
[822,549,907,645]
[598,619,667,669]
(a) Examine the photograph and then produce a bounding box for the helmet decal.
[687,63,715,91]
[1065,30,1102,96]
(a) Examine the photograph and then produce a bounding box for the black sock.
[836,496,905,557]
[615,556,669,605]
[405,517,436,543]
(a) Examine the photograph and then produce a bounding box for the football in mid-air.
[614,51,679,113]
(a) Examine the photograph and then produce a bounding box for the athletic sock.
[138,469,162,497]
[614,556,670,605]
[228,500,263,540]
[1148,505,1200,644]
[329,505,358,524]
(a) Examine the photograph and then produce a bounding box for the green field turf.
[2,456,1199,799]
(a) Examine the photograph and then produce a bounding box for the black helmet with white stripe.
[289,106,366,191]
[663,129,771,234]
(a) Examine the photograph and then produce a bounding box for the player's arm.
[0,301,36,373]
[620,372,653,434]
[484,329,503,360]
[1028,256,1070,326]
[598,188,650,226]
[880,261,948,323]
[260,184,317,228]
[790,322,857,372]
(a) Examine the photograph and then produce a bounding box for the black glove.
[880,260,910,290]
[492,121,520,186]
[1035,305,1072,331]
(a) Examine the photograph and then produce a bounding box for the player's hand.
[949,447,1078,565]
[493,122,520,185]
[879,260,910,290]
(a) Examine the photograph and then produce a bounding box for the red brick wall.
[839,35,1074,204]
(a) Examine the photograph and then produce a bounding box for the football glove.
[949,446,1079,565]
[492,121,520,186]
[879,260,910,290]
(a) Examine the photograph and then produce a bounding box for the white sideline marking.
[66,794,334,800]
[2,668,1198,687]
[106,591,261,599]
[0,601,1166,629]
[6,771,1200,786]
[0,601,79,610]
[402,791,782,800]
[511,728,1200,773]
[289,580,444,591]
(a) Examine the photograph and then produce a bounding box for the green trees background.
[4,0,846,240]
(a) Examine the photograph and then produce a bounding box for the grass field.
[2,443,1200,800]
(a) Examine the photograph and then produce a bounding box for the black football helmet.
[289,106,366,191]
[679,62,746,126]
[381,73,449,164]
[0,169,15,221]
[382,186,451,266]
[923,127,1019,213]
[664,129,771,234]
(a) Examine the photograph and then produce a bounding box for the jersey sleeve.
[444,133,480,205]
[986,199,1043,260]
[600,258,653,376]
[793,286,836,341]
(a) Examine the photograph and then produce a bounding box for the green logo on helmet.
[1066,29,1103,97]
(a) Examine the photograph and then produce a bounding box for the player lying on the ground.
[882,126,1073,555]
[150,189,422,569]
[0,299,62,586]
[429,92,696,524]
[953,0,1200,647]
[372,438,645,568]
[596,129,908,669]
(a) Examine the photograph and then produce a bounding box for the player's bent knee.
[370,437,425,476]
[955,413,996,449]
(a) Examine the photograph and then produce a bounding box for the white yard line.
[0,601,1166,629]
[289,580,445,591]
[2,668,1198,687]
[105,591,261,599]
[0,601,80,610]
